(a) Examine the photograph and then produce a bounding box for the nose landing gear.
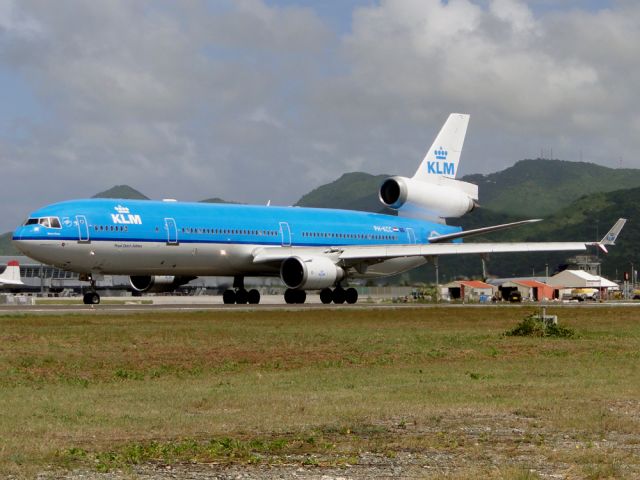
[81,275,100,305]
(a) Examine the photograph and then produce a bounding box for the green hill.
[0,232,19,256]
[92,185,149,200]
[199,197,239,204]
[295,172,395,214]
[462,159,640,218]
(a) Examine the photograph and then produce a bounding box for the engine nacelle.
[280,256,345,290]
[379,176,477,219]
[129,275,194,293]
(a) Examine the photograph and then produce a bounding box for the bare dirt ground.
[36,405,640,480]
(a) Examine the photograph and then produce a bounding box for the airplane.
[12,113,626,305]
[0,260,24,287]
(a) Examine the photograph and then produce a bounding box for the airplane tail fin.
[413,113,470,181]
[0,260,23,284]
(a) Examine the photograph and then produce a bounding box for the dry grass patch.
[1,306,639,477]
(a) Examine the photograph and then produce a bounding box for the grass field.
[1,306,639,478]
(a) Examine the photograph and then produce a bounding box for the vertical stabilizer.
[413,113,469,181]
[0,260,23,285]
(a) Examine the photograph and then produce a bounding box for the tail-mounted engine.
[379,176,478,220]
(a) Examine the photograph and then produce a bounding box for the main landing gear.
[283,287,359,305]
[319,287,358,304]
[223,276,261,304]
[82,275,100,305]
[284,288,306,304]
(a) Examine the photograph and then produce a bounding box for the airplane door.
[406,228,416,244]
[76,215,90,243]
[279,222,291,246]
[165,218,178,245]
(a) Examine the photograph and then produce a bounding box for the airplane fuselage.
[12,199,461,278]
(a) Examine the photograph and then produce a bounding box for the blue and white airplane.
[12,114,626,305]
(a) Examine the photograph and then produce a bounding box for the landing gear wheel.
[223,289,236,304]
[345,288,358,304]
[248,289,261,304]
[332,287,346,304]
[284,288,296,304]
[235,288,249,304]
[320,288,333,304]
[295,289,306,304]
[284,289,306,304]
[83,292,100,305]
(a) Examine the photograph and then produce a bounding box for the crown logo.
[434,146,448,160]
[114,205,130,214]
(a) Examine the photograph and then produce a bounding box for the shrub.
[506,314,575,338]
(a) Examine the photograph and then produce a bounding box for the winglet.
[587,218,627,253]
[600,218,627,245]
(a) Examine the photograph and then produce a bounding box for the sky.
[0,0,636,232]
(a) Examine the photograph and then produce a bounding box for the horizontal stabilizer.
[428,219,542,243]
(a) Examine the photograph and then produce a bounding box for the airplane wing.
[252,241,589,265]
[253,218,626,266]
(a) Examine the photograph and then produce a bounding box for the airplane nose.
[12,227,29,254]
[12,238,28,254]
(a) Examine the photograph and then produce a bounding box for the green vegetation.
[1,307,639,477]
[462,159,640,217]
[295,171,395,214]
[506,313,575,338]
[199,197,239,204]
[0,231,19,256]
[92,184,149,200]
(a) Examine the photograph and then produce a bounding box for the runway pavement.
[1,294,639,315]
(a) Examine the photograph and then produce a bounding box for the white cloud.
[0,0,639,232]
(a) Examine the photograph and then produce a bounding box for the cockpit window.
[25,217,62,229]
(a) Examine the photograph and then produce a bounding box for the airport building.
[440,280,496,302]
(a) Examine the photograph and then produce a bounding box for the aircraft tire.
[333,287,346,304]
[248,289,261,304]
[345,288,358,304]
[223,289,236,304]
[320,288,333,304]
[284,288,296,304]
[235,288,249,304]
[83,292,100,305]
[296,290,306,304]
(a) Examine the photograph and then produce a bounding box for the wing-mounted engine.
[280,256,345,290]
[129,275,196,293]
[379,175,478,221]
